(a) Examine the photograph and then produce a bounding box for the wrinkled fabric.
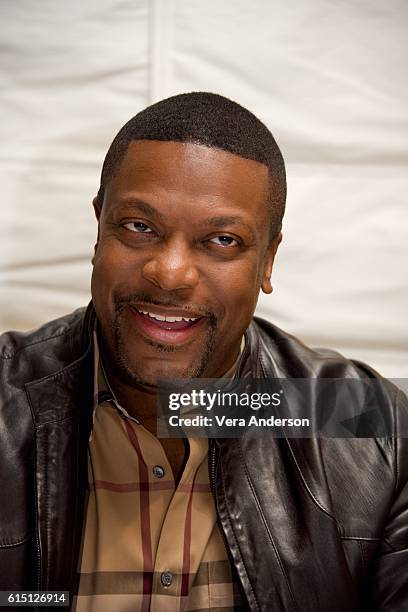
[1,1,407,378]
[0,304,407,610]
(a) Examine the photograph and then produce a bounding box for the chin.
[112,323,217,388]
[119,357,207,388]
[113,338,213,388]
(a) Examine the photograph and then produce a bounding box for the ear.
[261,232,282,294]
[92,195,101,221]
[91,196,101,265]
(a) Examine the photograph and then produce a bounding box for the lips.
[127,304,206,345]
[136,306,199,327]
[135,308,200,330]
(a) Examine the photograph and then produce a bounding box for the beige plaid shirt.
[73,331,245,612]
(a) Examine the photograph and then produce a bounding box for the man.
[0,92,406,611]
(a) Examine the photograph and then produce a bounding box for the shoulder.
[0,305,92,385]
[250,314,406,432]
[250,315,385,380]
[246,317,408,541]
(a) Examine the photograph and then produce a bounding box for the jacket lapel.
[25,348,93,594]
[215,434,359,611]
[214,320,360,610]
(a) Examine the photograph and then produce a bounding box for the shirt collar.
[92,323,246,430]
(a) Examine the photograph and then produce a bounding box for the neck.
[107,368,158,430]
[99,336,245,427]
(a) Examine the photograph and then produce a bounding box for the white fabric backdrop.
[1,0,407,377]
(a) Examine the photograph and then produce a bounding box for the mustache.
[113,292,218,326]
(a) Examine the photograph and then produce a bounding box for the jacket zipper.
[33,462,41,611]
[208,438,217,494]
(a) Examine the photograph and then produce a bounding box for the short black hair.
[97,92,286,240]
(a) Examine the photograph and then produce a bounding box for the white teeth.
[137,308,198,323]
[151,313,167,321]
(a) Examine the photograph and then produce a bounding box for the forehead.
[105,140,270,215]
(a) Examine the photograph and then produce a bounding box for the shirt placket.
[149,438,209,612]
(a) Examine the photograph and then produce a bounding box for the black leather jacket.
[1,304,407,611]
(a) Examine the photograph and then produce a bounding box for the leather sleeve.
[367,387,408,610]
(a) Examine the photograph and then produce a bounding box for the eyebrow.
[116,199,165,221]
[116,200,255,238]
[206,216,255,238]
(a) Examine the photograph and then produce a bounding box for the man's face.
[91,140,280,387]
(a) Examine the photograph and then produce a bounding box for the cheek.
[207,261,262,319]
[91,242,134,308]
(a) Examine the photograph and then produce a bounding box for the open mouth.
[134,307,202,330]
[127,304,206,344]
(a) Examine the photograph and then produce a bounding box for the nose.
[141,237,199,291]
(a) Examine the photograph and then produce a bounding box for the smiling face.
[91,140,281,387]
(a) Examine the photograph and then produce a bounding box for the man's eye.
[123,221,153,233]
[209,235,239,247]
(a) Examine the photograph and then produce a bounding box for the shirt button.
[161,570,173,587]
[153,465,165,479]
